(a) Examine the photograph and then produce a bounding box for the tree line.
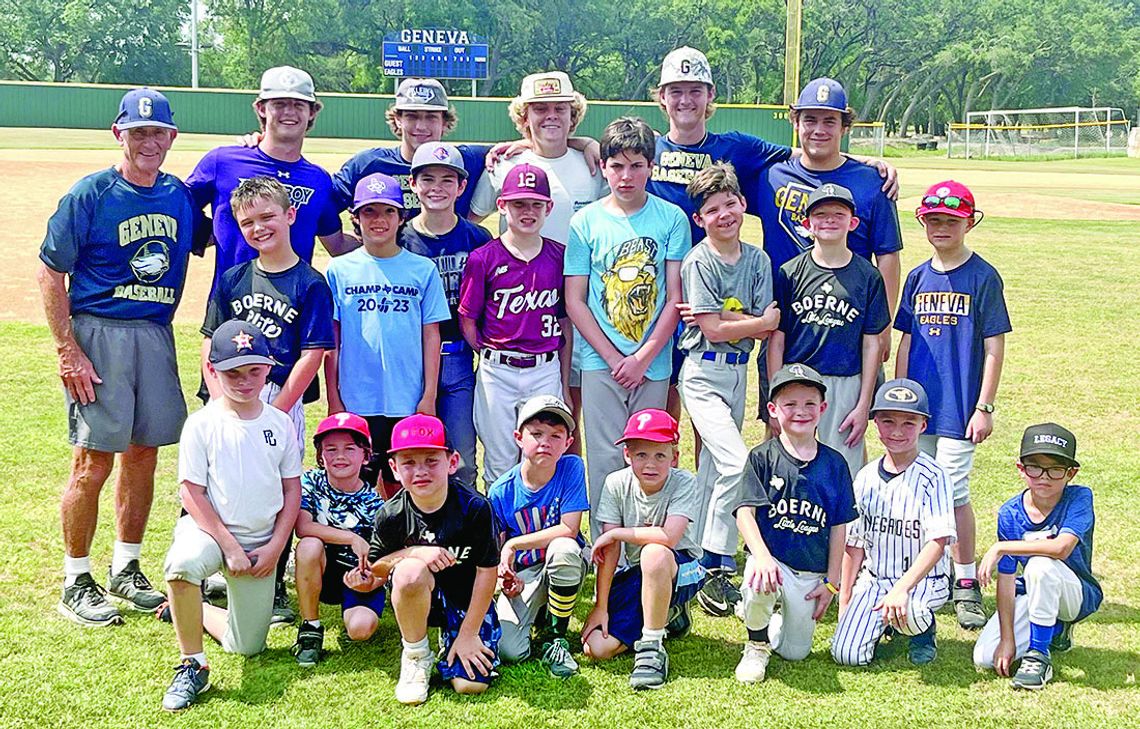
[2,0,1137,134]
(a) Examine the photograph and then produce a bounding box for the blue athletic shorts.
[670,323,685,385]
[605,550,706,647]
[430,589,501,684]
[319,546,386,615]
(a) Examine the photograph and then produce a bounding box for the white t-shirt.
[178,399,303,549]
[470,149,608,244]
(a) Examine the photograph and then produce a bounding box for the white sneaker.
[735,641,772,683]
[395,647,434,705]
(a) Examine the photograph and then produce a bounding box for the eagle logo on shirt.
[602,237,658,342]
[129,241,170,283]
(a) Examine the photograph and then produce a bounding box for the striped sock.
[547,582,580,637]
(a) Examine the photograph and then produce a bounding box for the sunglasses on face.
[1021,463,1072,480]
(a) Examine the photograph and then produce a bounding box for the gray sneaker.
[541,637,579,677]
[108,560,166,611]
[629,640,669,690]
[58,574,123,627]
[162,658,211,711]
[953,578,987,629]
[1010,649,1053,690]
[270,583,295,626]
[292,622,324,667]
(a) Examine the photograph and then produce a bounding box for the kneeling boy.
[583,409,706,690]
[490,396,588,676]
[293,412,386,666]
[733,364,856,682]
[345,414,500,705]
[831,379,955,667]
[973,423,1100,690]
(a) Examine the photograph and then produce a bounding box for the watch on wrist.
[976,403,995,414]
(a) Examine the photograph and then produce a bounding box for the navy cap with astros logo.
[209,320,278,371]
[1019,423,1079,467]
[870,378,931,418]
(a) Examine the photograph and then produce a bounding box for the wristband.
[822,577,839,595]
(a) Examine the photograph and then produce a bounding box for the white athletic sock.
[640,627,667,645]
[182,651,209,668]
[402,637,430,655]
[304,619,322,628]
[112,541,142,575]
[955,562,978,581]
[64,555,92,586]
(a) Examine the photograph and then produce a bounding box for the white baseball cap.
[517,71,576,104]
[658,46,714,87]
[258,66,316,103]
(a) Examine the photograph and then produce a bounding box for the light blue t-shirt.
[325,247,449,416]
[565,194,691,380]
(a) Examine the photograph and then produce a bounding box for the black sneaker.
[1051,622,1073,653]
[907,623,938,665]
[108,560,166,611]
[953,578,987,629]
[271,582,295,626]
[162,658,211,711]
[665,602,692,640]
[696,571,741,618]
[293,622,325,667]
[58,573,123,627]
[1010,649,1053,690]
[629,640,669,690]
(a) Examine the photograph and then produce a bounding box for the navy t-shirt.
[893,253,1012,439]
[399,219,492,344]
[650,131,792,244]
[736,438,858,573]
[203,259,334,391]
[756,157,903,270]
[774,251,890,376]
[997,485,1101,621]
[185,146,343,292]
[332,145,490,217]
[40,167,198,323]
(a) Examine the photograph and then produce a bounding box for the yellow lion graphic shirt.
[566,195,691,381]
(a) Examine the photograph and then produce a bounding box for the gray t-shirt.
[594,467,703,564]
[678,241,774,354]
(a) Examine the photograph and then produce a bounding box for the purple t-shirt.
[458,237,566,354]
[186,146,343,292]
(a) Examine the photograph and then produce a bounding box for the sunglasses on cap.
[921,194,966,210]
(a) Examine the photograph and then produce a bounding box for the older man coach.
[38,88,201,626]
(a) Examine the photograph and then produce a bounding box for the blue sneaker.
[908,623,937,665]
[162,658,211,711]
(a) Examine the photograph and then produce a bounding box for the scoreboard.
[382,29,489,80]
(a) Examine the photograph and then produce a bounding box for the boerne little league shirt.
[325,247,450,417]
[678,242,774,355]
[893,252,1012,439]
[757,157,903,270]
[736,438,857,574]
[489,454,590,570]
[565,195,691,381]
[185,145,343,292]
[333,145,491,218]
[40,167,199,323]
[774,251,890,377]
[458,237,566,355]
[399,219,492,345]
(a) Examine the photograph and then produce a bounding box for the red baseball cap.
[388,413,449,453]
[499,163,552,203]
[916,180,977,219]
[313,412,371,450]
[615,409,680,445]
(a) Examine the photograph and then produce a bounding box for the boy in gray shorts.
[160,321,302,711]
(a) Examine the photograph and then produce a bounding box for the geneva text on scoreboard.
[382,29,489,80]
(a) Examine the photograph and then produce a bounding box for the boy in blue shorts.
[345,414,500,705]
[401,141,492,488]
[292,412,386,667]
[895,180,1011,629]
[582,409,706,690]
[324,173,450,497]
[565,117,690,536]
[973,424,1100,690]
[733,364,856,681]
[490,396,588,677]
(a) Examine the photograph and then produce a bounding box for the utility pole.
[783,0,803,106]
[190,0,200,88]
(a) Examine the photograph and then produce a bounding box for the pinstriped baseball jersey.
[847,452,956,581]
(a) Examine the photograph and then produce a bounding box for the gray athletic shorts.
[66,314,187,452]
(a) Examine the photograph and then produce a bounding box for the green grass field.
[0,133,1138,728]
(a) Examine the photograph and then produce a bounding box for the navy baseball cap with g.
[792,78,850,113]
[114,88,177,131]
[209,320,277,371]
[870,378,931,418]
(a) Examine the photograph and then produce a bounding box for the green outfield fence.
[0,80,793,145]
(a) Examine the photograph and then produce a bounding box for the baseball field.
[0,127,1137,728]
